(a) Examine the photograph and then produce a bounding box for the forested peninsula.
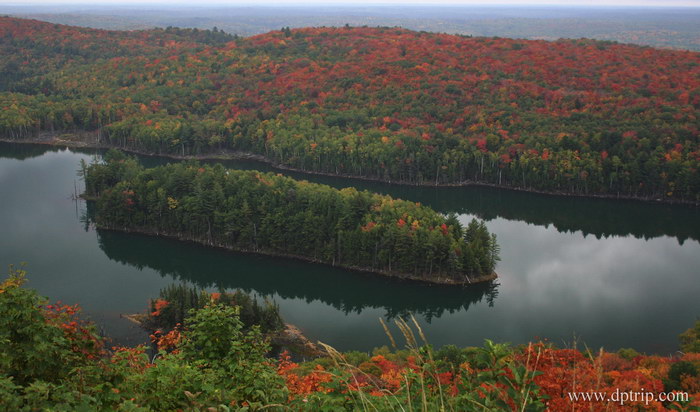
[1,17,699,203]
[84,151,499,284]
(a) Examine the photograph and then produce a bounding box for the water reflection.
[136,147,700,244]
[95,228,499,321]
[2,141,697,243]
[1,142,699,353]
[0,142,71,160]
[484,215,700,354]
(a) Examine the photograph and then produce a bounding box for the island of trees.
[84,151,499,284]
[1,17,699,203]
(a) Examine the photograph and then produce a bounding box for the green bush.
[0,266,102,386]
[680,320,700,353]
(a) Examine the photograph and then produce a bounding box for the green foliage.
[147,283,210,330]
[2,274,699,410]
[119,304,288,411]
[680,320,700,353]
[664,361,698,392]
[148,283,283,333]
[298,319,546,411]
[169,304,288,408]
[617,347,641,360]
[1,271,288,410]
[2,17,698,202]
[0,265,102,386]
[435,344,475,371]
[86,155,500,282]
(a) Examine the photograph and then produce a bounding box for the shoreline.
[95,225,498,286]
[2,133,697,207]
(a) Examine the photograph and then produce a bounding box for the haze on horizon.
[3,0,699,51]
[2,0,699,7]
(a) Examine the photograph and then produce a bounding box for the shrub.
[681,320,700,353]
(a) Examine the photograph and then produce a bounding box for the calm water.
[1,142,699,354]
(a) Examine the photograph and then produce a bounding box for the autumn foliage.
[274,339,700,411]
[85,152,500,283]
[2,271,700,410]
[1,17,698,202]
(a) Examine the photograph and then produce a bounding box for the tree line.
[85,150,499,283]
[2,17,698,202]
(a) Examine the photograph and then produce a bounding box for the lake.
[1,141,698,354]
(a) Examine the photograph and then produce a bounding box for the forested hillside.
[2,17,699,202]
[85,151,499,284]
[8,6,700,50]
[0,17,233,92]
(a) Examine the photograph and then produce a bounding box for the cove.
[1,141,699,354]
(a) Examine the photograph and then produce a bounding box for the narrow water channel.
[1,142,698,353]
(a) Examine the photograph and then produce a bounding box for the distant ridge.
[1,17,699,203]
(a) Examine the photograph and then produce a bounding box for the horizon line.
[2,1,700,8]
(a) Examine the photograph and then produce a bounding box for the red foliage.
[3,18,699,199]
[277,351,332,399]
[111,346,152,373]
[440,223,449,235]
[518,344,671,411]
[361,221,377,232]
[150,298,169,317]
[150,324,182,352]
[44,302,104,360]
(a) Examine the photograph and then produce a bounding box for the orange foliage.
[517,344,685,411]
[150,324,182,352]
[44,302,105,360]
[277,351,332,399]
[150,298,169,317]
[361,221,377,232]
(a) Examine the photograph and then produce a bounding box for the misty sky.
[2,0,700,6]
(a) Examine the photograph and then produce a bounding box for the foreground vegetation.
[143,283,284,335]
[1,269,700,411]
[85,151,499,284]
[1,17,699,202]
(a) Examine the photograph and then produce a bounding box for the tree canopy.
[86,151,499,283]
[1,17,699,202]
